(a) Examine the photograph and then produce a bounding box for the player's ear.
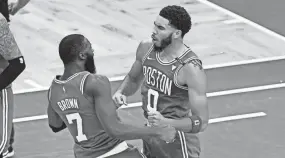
[78,52,87,60]
[173,30,182,39]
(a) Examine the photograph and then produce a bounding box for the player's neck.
[61,63,85,80]
[161,41,186,60]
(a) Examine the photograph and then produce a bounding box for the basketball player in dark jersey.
[0,1,30,157]
[47,34,177,158]
[0,14,26,158]
[113,5,209,158]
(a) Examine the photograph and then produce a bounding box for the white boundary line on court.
[196,0,285,43]
[206,83,285,97]
[119,82,285,108]
[12,0,285,94]
[13,55,285,94]
[13,0,285,94]
[13,111,266,124]
[13,82,284,123]
[24,79,44,89]
[209,112,266,124]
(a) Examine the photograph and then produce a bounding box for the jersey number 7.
[66,113,87,142]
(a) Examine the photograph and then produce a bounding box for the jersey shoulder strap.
[173,50,203,90]
[142,44,154,64]
[79,72,91,95]
[175,49,202,69]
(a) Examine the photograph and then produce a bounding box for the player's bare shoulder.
[183,58,204,76]
[84,73,111,96]
[180,57,206,89]
[136,39,153,61]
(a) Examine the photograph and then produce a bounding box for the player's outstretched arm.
[149,60,209,133]
[115,41,151,96]
[0,15,26,90]
[88,74,176,142]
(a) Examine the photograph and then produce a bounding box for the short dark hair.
[159,5,191,38]
[58,34,88,65]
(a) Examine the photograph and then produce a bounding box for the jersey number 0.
[147,89,159,111]
[66,113,87,142]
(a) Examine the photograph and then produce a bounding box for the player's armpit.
[182,60,209,132]
[0,16,22,60]
[116,40,152,96]
[47,104,66,133]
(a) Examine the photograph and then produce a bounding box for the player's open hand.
[147,110,168,126]
[112,92,127,107]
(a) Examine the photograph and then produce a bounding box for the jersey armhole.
[80,73,90,95]
[141,44,154,64]
[174,57,202,90]
[47,88,51,102]
[79,73,96,105]
[174,65,188,90]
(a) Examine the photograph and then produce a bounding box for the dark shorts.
[74,141,146,158]
[142,131,201,158]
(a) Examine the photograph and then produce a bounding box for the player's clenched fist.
[158,124,176,144]
[112,91,127,106]
[147,110,168,127]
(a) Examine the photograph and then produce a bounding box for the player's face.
[84,44,96,74]
[152,15,176,51]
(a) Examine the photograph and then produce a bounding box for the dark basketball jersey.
[141,44,202,158]
[48,71,124,158]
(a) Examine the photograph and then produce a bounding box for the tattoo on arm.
[190,59,203,70]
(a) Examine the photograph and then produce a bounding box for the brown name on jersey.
[57,98,79,111]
